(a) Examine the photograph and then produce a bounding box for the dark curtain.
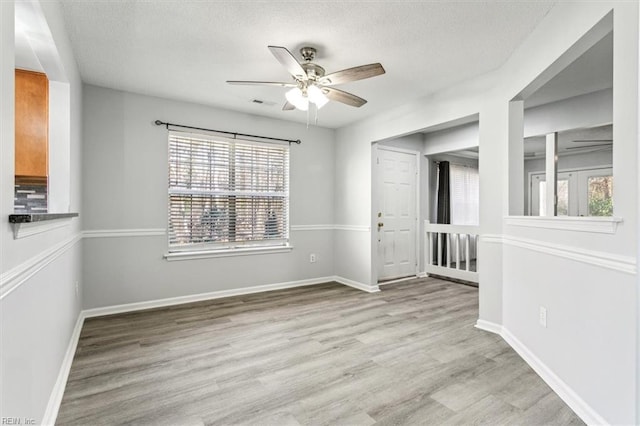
[435,161,450,264]
[437,161,451,225]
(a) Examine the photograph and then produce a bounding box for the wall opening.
[14,0,71,214]
[509,12,613,218]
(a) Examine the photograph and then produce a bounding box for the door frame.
[372,144,421,283]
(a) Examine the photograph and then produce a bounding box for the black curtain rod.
[154,120,301,145]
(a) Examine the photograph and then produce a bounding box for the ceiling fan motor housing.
[300,46,317,61]
[302,63,325,79]
[298,47,325,80]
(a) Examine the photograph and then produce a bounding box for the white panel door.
[377,148,417,281]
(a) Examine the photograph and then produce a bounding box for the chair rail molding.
[83,225,371,237]
[82,228,167,238]
[334,224,371,232]
[0,233,82,300]
[479,234,636,274]
[290,224,334,231]
[504,216,622,234]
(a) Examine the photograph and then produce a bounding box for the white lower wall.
[477,237,503,325]
[0,240,83,423]
[502,240,636,425]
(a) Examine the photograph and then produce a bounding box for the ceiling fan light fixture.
[308,85,329,109]
[285,87,309,111]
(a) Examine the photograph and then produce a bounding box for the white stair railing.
[424,221,479,283]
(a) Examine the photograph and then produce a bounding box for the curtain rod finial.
[154,120,163,126]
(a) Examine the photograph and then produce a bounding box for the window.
[450,164,479,225]
[587,174,613,216]
[168,131,289,252]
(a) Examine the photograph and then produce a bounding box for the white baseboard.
[84,276,381,319]
[41,311,85,426]
[475,320,607,425]
[84,276,338,318]
[378,275,419,286]
[333,276,380,293]
[500,328,608,426]
[474,319,503,334]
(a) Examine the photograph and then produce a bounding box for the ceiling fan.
[227,46,385,111]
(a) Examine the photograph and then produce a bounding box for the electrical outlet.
[539,306,547,328]
[310,253,317,263]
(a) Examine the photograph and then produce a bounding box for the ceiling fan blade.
[226,80,296,88]
[268,46,307,80]
[319,63,385,86]
[566,144,612,149]
[282,101,295,111]
[323,87,367,107]
[571,139,613,143]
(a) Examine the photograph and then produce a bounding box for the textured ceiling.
[59,0,556,129]
[525,31,613,108]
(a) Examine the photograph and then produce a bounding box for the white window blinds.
[450,164,479,225]
[168,131,289,251]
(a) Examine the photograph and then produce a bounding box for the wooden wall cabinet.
[15,69,48,177]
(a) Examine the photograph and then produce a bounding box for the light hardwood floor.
[57,277,584,425]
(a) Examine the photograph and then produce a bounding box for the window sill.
[164,245,294,261]
[10,213,79,239]
[504,216,622,234]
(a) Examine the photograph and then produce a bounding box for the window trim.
[164,244,294,261]
[167,130,290,254]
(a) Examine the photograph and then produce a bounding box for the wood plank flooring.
[57,277,584,425]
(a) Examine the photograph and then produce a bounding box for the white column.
[545,132,558,217]
[48,81,71,213]
[508,101,524,215]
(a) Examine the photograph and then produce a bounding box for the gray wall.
[81,85,336,308]
[0,1,83,423]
